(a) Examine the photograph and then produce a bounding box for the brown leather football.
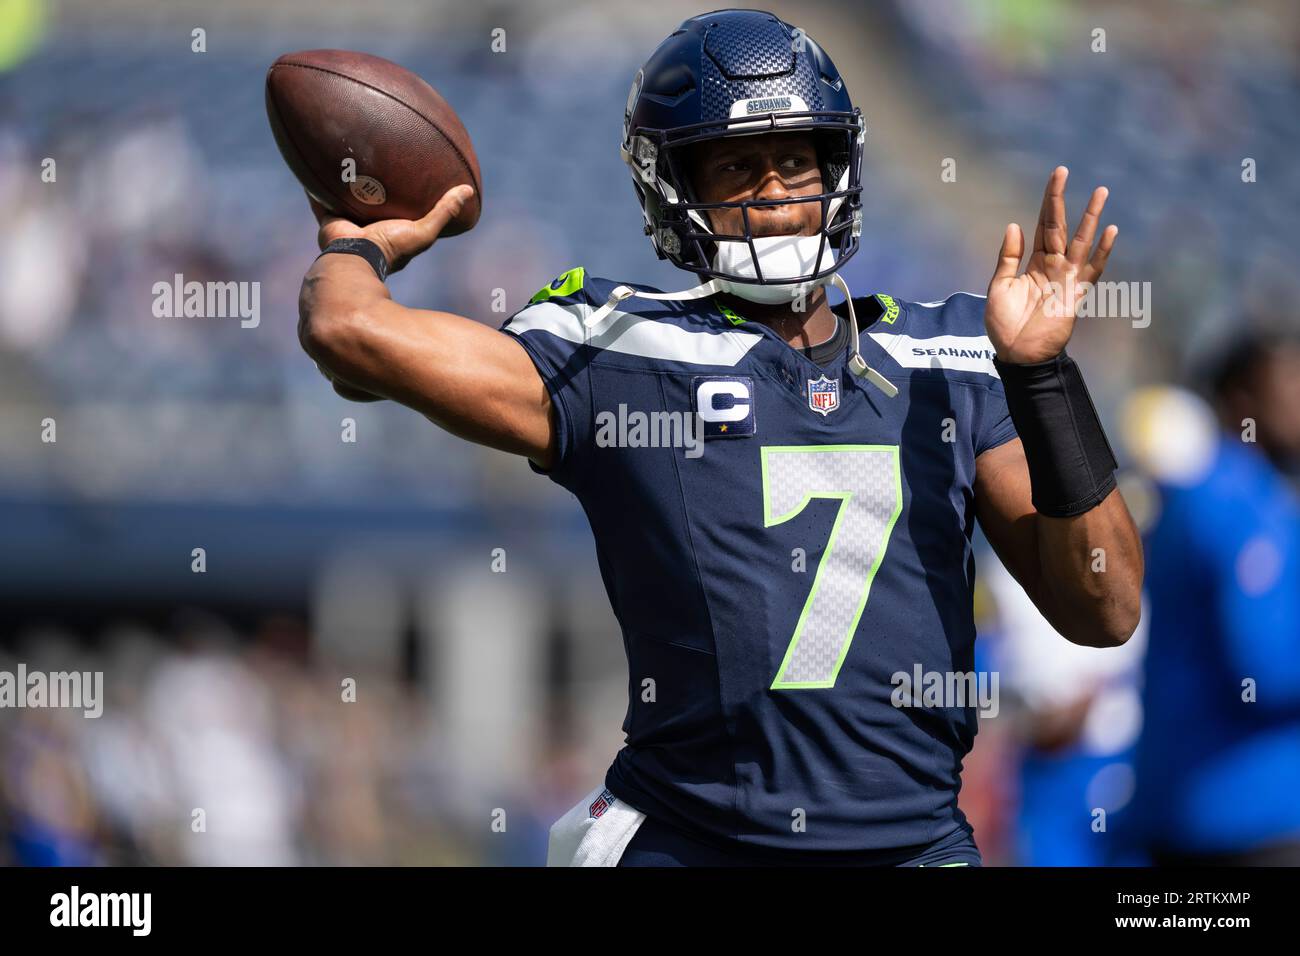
[266,49,482,233]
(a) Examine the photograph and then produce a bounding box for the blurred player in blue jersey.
[1123,337,1300,865]
[296,10,1144,865]
[977,552,1147,866]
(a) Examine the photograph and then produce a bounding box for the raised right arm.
[297,186,557,468]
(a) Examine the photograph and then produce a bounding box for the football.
[265,48,482,233]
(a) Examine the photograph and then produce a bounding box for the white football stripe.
[506,300,762,367]
[868,332,1001,378]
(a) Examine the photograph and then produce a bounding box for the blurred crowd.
[0,612,594,866]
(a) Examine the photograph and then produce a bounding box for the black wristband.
[317,237,389,282]
[993,351,1118,518]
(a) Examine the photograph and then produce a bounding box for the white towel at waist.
[547,783,646,867]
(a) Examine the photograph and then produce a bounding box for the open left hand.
[985,166,1118,364]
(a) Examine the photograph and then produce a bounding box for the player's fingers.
[306,192,364,250]
[333,380,386,402]
[1068,186,1108,266]
[1035,166,1068,256]
[306,192,351,232]
[375,185,473,264]
[306,194,333,223]
[992,223,1023,282]
[315,362,382,401]
[411,184,475,246]
[1080,224,1118,284]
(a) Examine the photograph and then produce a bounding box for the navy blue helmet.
[621,9,865,288]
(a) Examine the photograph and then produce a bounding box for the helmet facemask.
[624,109,865,305]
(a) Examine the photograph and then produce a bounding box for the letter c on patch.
[696,380,750,423]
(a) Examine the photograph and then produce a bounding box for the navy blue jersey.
[501,268,1018,856]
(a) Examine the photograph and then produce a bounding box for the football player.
[1126,338,1300,865]
[297,9,1143,866]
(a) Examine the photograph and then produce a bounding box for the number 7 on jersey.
[761,445,903,690]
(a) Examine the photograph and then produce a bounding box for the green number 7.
[761,445,903,690]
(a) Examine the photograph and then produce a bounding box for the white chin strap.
[584,267,897,399]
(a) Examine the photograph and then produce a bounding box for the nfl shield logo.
[807,374,840,416]
[588,789,617,819]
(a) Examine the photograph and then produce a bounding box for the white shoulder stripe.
[913,290,987,308]
[505,300,762,367]
[869,332,1001,378]
[503,299,590,339]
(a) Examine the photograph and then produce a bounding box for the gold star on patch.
[719,424,728,433]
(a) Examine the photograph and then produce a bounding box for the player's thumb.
[414,184,474,245]
[373,185,473,269]
[991,223,1023,282]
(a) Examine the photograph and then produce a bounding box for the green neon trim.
[717,302,747,326]
[874,293,900,325]
[529,266,586,304]
[760,444,903,690]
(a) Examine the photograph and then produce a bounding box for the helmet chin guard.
[711,232,839,305]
